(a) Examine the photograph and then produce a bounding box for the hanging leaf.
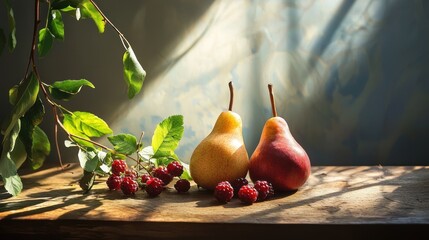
[48,10,65,40]
[78,149,98,172]
[2,72,39,140]
[0,119,23,196]
[38,28,54,57]
[5,0,16,51]
[79,170,95,193]
[80,0,105,33]
[24,97,45,126]
[107,134,137,155]
[123,47,146,99]
[10,137,27,170]
[62,113,94,149]
[29,126,50,170]
[49,79,94,101]
[0,28,5,55]
[152,115,184,158]
[72,111,112,138]
[18,98,48,170]
[8,85,18,105]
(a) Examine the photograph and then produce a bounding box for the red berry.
[153,166,173,185]
[124,169,137,180]
[141,173,151,184]
[120,177,138,196]
[230,177,248,194]
[254,180,274,201]
[111,159,127,176]
[238,185,258,204]
[214,181,234,203]
[145,177,164,197]
[106,175,122,190]
[167,161,184,177]
[174,179,191,193]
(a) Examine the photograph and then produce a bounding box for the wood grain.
[1,164,428,238]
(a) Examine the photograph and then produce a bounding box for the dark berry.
[254,180,274,201]
[124,169,137,180]
[174,179,191,193]
[214,181,234,203]
[106,175,122,190]
[141,173,151,184]
[120,177,139,196]
[153,166,173,185]
[230,177,248,194]
[238,185,258,204]
[111,159,127,176]
[145,177,164,197]
[167,161,184,177]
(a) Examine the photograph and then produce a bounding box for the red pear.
[249,84,311,191]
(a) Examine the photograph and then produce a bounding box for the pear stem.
[268,84,278,117]
[228,81,234,111]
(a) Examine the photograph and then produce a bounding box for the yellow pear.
[190,82,249,190]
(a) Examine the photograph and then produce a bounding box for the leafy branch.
[0,0,167,197]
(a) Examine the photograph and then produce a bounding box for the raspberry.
[238,185,258,204]
[111,159,127,176]
[120,177,139,196]
[167,161,184,177]
[106,174,122,190]
[145,177,164,197]
[141,173,151,184]
[214,181,234,203]
[254,180,274,201]
[230,177,248,194]
[153,166,173,185]
[174,179,190,193]
[124,169,137,180]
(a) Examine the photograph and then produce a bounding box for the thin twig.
[89,0,131,50]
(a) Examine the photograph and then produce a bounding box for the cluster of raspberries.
[106,159,190,197]
[214,178,274,204]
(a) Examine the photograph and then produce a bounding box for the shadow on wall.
[1,0,428,166]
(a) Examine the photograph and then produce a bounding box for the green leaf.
[14,97,47,170]
[107,134,137,155]
[24,97,45,126]
[78,149,98,172]
[49,79,94,101]
[0,28,5,55]
[29,126,50,170]
[10,137,27,169]
[38,28,54,57]
[48,10,65,40]
[123,47,146,99]
[62,113,94,148]
[8,85,18,105]
[79,169,95,193]
[2,72,39,140]
[179,161,192,180]
[5,0,16,52]
[0,119,23,196]
[152,115,184,158]
[80,0,105,33]
[72,111,112,137]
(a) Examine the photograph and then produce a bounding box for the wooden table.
[1,164,428,239]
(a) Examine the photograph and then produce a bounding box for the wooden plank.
[1,164,428,238]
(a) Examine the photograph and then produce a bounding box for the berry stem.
[228,81,234,111]
[268,84,277,117]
